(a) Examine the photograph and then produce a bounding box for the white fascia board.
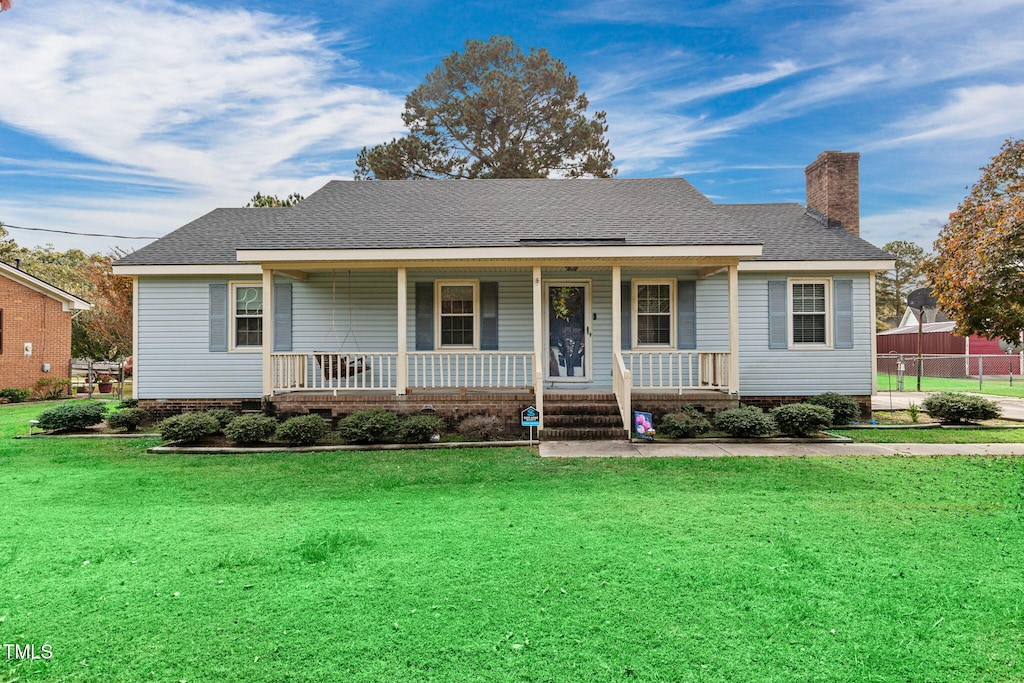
[0,262,92,310]
[235,244,764,263]
[738,259,895,272]
[113,264,263,276]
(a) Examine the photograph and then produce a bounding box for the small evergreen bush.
[806,392,861,425]
[457,415,505,441]
[658,407,711,439]
[204,409,238,431]
[106,408,148,433]
[36,401,108,431]
[921,392,1001,424]
[398,415,445,443]
[276,414,331,446]
[116,398,140,409]
[224,415,278,445]
[337,409,401,444]
[770,403,834,437]
[159,412,220,443]
[0,388,31,403]
[713,406,776,438]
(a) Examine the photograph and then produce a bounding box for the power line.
[1,223,157,240]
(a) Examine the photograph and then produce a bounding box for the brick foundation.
[138,398,264,419]
[270,390,537,437]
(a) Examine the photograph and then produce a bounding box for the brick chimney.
[805,150,860,237]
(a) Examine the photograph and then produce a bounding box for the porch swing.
[313,269,369,382]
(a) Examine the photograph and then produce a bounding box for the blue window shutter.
[273,282,292,352]
[768,280,787,349]
[834,279,854,349]
[209,283,228,352]
[480,281,499,350]
[415,282,434,351]
[621,281,632,350]
[678,280,696,349]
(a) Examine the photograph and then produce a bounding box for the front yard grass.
[832,426,1024,443]
[877,372,1024,398]
[2,403,1024,681]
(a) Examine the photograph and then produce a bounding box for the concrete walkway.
[539,440,1024,458]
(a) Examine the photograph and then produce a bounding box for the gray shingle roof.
[116,178,891,266]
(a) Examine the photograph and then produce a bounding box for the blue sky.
[1,0,1022,255]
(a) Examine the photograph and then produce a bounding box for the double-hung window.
[634,280,675,346]
[790,280,829,346]
[437,281,478,348]
[232,284,263,350]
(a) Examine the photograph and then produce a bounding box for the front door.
[546,282,591,381]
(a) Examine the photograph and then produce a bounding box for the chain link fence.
[877,353,1024,393]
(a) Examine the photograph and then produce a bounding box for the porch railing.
[272,351,533,392]
[408,351,534,389]
[622,350,730,392]
[612,351,632,432]
[272,352,398,392]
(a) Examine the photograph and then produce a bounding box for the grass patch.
[832,426,1024,443]
[877,372,1024,398]
[2,403,1024,681]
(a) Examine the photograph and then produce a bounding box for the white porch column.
[262,268,274,397]
[611,265,622,354]
[728,263,740,395]
[132,277,140,400]
[396,267,408,395]
[532,265,544,429]
[869,272,878,396]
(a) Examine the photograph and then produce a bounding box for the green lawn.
[877,372,1024,398]
[2,403,1024,682]
[833,426,1024,443]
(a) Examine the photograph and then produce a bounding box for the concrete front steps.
[539,393,627,441]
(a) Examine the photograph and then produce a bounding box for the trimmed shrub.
[159,412,220,443]
[36,401,108,432]
[106,408,148,433]
[224,415,278,445]
[116,398,140,409]
[398,415,446,443]
[337,409,401,444]
[658,407,711,439]
[713,406,776,438]
[458,415,505,441]
[0,388,31,403]
[276,415,331,446]
[922,392,1001,424]
[204,409,238,431]
[770,403,834,437]
[806,392,861,425]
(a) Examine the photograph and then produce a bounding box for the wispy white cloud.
[0,0,404,200]
[873,84,1024,148]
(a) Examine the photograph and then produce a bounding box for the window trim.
[435,280,480,349]
[229,281,263,352]
[632,279,676,348]
[788,277,832,349]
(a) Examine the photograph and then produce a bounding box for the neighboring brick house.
[0,260,91,392]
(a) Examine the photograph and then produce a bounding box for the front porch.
[255,260,745,433]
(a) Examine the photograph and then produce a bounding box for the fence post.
[978,356,983,392]
[87,359,94,399]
